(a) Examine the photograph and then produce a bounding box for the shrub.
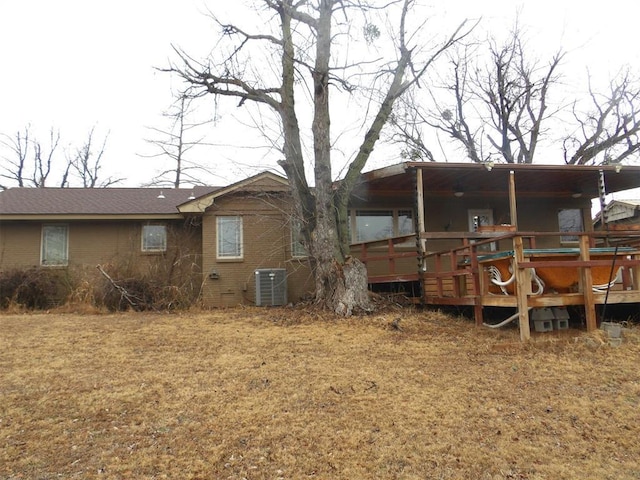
[0,267,69,309]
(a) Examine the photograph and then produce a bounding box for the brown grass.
[1,307,640,479]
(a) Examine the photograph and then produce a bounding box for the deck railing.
[349,234,420,283]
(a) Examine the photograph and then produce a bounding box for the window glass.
[558,209,584,243]
[398,210,415,236]
[291,219,308,258]
[355,210,394,242]
[41,225,68,266]
[217,216,243,258]
[142,224,167,252]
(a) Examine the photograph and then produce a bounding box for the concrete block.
[552,307,570,321]
[531,307,555,321]
[533,319,553,333]
[601,322,622,338]
[553,318,569,330]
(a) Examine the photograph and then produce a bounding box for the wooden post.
[508,170,518,229]
[632,253,640,291]
[580,234,597,331]
[416,168,427,269]
[513,236,531,341]
[388,239,396,275]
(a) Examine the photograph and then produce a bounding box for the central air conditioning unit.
[255,268,287,306]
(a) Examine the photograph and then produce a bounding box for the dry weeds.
[1,307,639,479]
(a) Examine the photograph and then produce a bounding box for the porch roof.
[354,162,640,199]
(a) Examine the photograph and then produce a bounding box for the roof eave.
[0,213,185,221]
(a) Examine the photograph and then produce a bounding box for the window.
[398,210,414,236]
[291,219,308,258]
[142,224,167,252]
[355,210,393,242]
[217,216,243,259]
[468,209,495,251]
[558,209,584,243]
[41,224,68,266]
[352,209,414,242]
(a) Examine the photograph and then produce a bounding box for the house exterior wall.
[348,192,593,279]
[423,195,592,251]
[0,219,203,284]
[200,193,313,307]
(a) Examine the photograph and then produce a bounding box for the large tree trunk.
[303,0,372,316]
[315,256,372,316]
[310,210,372,316]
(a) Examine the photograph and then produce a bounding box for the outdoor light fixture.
[484,161,495,172]
[453,184,464,197]
[571,190,583,199]
[615,164,622,173]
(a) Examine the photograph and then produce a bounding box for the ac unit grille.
[255,268,287,306]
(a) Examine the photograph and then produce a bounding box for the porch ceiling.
[355,162,640,199]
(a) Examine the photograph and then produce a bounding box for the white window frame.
[41,224,69,266]
[141,224,167,252]
[217,216,243,260]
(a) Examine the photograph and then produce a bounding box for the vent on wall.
[255,269,287,306]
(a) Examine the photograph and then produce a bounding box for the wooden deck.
[352,229,640,340]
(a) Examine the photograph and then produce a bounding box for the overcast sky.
[1,0,639,188]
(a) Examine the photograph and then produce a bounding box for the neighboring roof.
[612,199,640,207]
[0,186,220,220]
[594,199,640,224]
[178,171,289,213]
[353,162,640,199]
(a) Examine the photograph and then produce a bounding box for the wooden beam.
[416,168,426,271]
[509,170,518,229]
[513,236,531,341]
[632,253,640,292]
[580,235,597,331]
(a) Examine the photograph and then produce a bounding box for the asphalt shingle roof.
[0,186,220,215]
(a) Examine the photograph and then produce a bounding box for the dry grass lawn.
[1,307,640,479]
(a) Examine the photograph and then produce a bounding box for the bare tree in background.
[166,0,471,315]
[564,72,640,165]
[0,126,61,187]
[394,26,563,164]
[141,94,213,188]
[67,126,122,187]
[0,125,119,188]
[395,25,640,167]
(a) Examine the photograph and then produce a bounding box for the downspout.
[415,167,427,305]
[598,169,609,246]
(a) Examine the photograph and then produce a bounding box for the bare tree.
[393,25,563,164]
[564,72,640,165]
[166,0,470,315]
[67,126,122,187]
[396,24,640,168]
[1,125,120,188]
[0,126,30,187]
[0,126,62,187]
[141,93,214,188]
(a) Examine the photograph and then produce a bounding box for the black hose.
[601,244,619,322]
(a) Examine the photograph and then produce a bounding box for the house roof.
[0,186,220,220]
[594,199,640,225]
[178,171,290,213]
[353,162,640,200]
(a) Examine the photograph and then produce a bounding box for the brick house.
[0,171,313,307]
